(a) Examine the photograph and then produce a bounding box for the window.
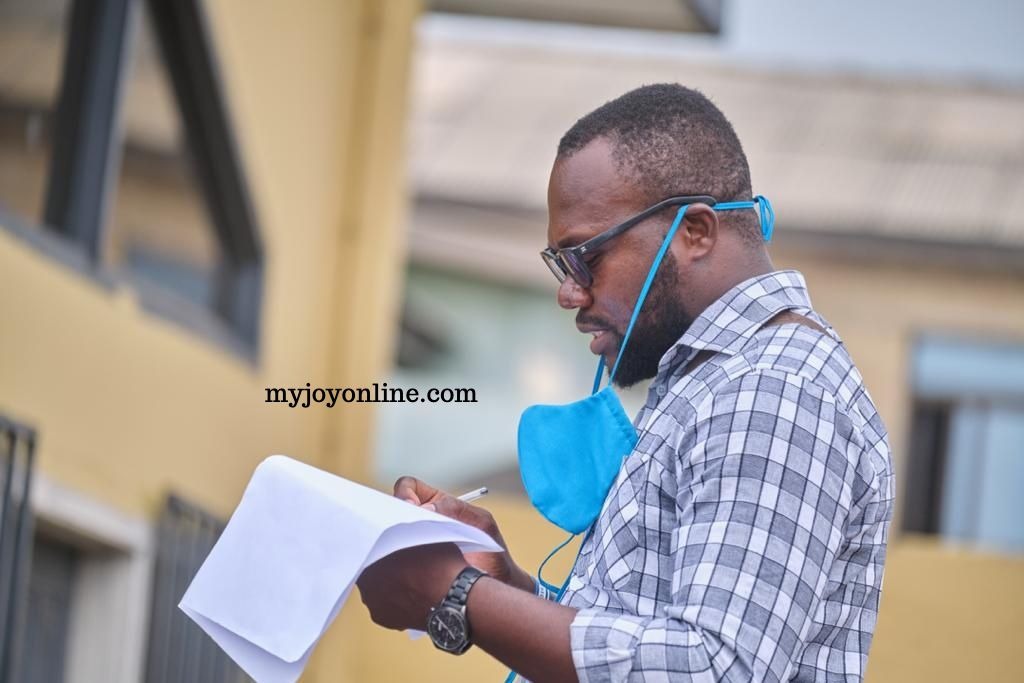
[0,0,263,353]
[902,400,951,534]
[107,4,224,312]
[14,537,79,683]
[0,0,70,227]
[18,473,157,683]
[376,265,650,490]
[904,337,1024,552]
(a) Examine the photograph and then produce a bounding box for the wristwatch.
[426,566,487,654]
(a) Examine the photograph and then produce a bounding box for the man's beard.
[610,254,693,389]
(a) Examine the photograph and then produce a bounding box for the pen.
[457,486,489,503]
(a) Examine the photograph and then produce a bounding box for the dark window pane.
[106,4,221,311]
[15,537,78,683]
[903,401,952,534]
[0,0,70,226]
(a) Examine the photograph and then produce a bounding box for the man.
[357,84,894,682]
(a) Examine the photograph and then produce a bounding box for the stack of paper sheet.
[180,455,502,683]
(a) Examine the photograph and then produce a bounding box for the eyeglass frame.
[541,194,717,288]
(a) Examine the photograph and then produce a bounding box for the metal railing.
[145,493,250,683]
[0,417,36,683]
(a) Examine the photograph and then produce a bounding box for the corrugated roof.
[427,0,716,33]
[407,25,1024,255]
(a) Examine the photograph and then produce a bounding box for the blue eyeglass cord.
[593,195,775,394]
[716,195,775,241]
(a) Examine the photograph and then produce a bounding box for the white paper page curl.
[180,455,502,683]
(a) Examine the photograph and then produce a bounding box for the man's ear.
[677,203,718,261]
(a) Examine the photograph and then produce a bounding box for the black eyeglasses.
[541,195,717,288]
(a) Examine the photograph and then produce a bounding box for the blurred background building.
[375,0,1024,680]
[0,0,1022,682]
[0,0,419,680]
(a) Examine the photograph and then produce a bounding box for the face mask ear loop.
[607,205,690,385]
[506,530,589,683]
[535,532,577,595]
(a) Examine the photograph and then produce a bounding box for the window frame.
[2,0,264,357]
[904,333,1024,548]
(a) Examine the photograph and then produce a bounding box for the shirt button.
[656,385,667,397]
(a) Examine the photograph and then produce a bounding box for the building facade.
[0,0,420,681]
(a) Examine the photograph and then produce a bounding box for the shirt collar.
[657,270,816,374]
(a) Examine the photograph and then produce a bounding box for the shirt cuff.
[570,608,721,682]
[569,608,648,682]
[532,575,557,601]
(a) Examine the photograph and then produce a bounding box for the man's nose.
[557,277,592,309]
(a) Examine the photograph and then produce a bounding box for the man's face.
[546,139,694,388]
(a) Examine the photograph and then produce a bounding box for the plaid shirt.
[560,270,894,682]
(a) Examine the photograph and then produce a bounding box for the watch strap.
[443,566,487,608]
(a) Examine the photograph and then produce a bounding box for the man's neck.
[690,252,775,319]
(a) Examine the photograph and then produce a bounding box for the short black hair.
[558,84,758,240]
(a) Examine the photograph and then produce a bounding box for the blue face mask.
[517,368,636,534]
[517,196,774,537]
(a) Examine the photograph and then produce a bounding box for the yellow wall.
[869,538,1024,683]
[0,1,420,681]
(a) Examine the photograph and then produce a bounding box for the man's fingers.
[431,494,462,518]
[393,475,420,502]
[393,475,441,506]
[433,496,499,536]
[393,479,501,543]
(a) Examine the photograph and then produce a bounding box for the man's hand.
[393,476,535,593]
[358,482,581,681]
[356,542,467,631]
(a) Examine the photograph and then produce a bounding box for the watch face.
[427,606,467,652]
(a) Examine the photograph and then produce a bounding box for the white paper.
[179,454,502,683]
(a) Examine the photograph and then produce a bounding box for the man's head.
[546,84,771,387]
